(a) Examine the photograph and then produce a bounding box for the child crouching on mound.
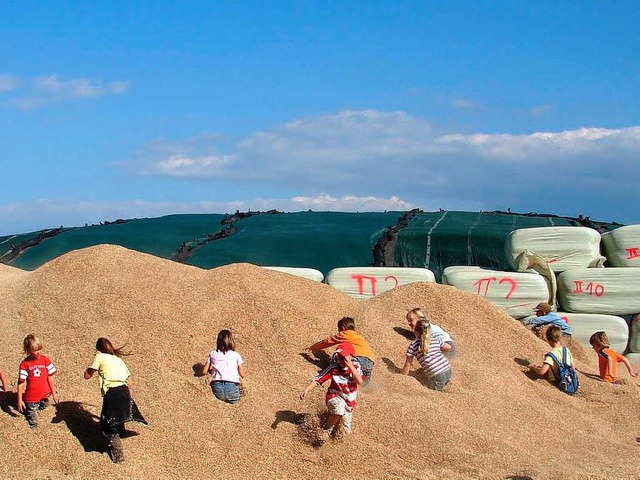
[299,342,363,438]
[401,318,452,391]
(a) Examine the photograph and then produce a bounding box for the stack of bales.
[499,225,640,360]
[295,224,640,364]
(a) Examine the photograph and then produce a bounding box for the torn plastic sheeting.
[512,250,557,310]
[506,226,604,273]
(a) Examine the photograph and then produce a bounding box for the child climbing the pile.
[401,317,452,391]
[299,342,363,438]
[589,331,638,383]
[202,329,245,404]
[84,337,147,463]
[306,316,375,385]
[17,334,59,429]
[529,325,575,385]
[406,307,456,357]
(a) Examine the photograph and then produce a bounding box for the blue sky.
[1,1,639,234]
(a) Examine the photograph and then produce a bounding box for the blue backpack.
[546,347,579,395]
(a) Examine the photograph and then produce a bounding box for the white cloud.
[131,109,640,224]
[6,75,130,110]
[0,195,414,235]
[0,74,20,93]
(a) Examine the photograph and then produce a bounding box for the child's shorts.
[326,396,353,416]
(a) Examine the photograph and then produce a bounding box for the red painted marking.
[548,258,558,264]
[499,277,517,299]
[351,274,378,296]
[561,316,570,324]
[384,275,399,288]
[573,280,583,293]
[626,247,640,260]
[473,277,497,296]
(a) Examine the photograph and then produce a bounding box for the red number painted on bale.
[473,277,517,299]
[351,274,378,296]
[573,280,605,297]
[384,275,399,288]
[499,277,517,299]
[561,316,570,324]
[626,247,640,260]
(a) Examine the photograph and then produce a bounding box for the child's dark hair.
[337,316,356,331]
[96,337,128,357]
[216,329,236,353]
[589,331,610,348]
[545,326,562,344]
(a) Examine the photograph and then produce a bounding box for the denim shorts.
[210,381,240,404]
[424,368,452,391]
[354,356,374,386]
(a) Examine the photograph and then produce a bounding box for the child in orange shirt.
[589,331,638,383]
[306,316,375,385]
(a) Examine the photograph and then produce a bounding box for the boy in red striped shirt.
[300,342,363,439]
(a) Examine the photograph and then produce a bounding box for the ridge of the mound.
[0,246,638,479]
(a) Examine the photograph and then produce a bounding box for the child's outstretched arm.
[400,355,414,375]
[529,363,550,377]
[306,334,341,352]
[47,377,59,404]
[620,356,638,378]
[201,358,211,376]
[0,368,7,391]
[299,380,319,400]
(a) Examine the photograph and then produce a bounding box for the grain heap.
[0,245,638,480]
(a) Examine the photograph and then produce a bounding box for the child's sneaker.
[343,425,352,435]
[108,434,125,463]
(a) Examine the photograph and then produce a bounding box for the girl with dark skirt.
[84,337,147,463]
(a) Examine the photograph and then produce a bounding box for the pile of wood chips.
[0,245,638,479]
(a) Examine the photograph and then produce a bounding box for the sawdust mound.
[0,245,638,479]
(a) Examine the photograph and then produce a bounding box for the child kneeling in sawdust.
[299,342,363,439]
[306,316,376,385]
[589,331,638,383]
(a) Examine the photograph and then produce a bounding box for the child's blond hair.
[23,334,42,354]
[414,319,432,356]
[589,331,610,348]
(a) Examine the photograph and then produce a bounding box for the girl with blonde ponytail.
[401,310,452,391]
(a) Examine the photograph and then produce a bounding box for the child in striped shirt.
[401,319,452,391]
[300,342,363,438]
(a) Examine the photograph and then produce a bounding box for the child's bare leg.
[324,413,341,430]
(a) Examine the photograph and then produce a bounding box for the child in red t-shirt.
[589,331,638,383]
[17,335,59,429]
